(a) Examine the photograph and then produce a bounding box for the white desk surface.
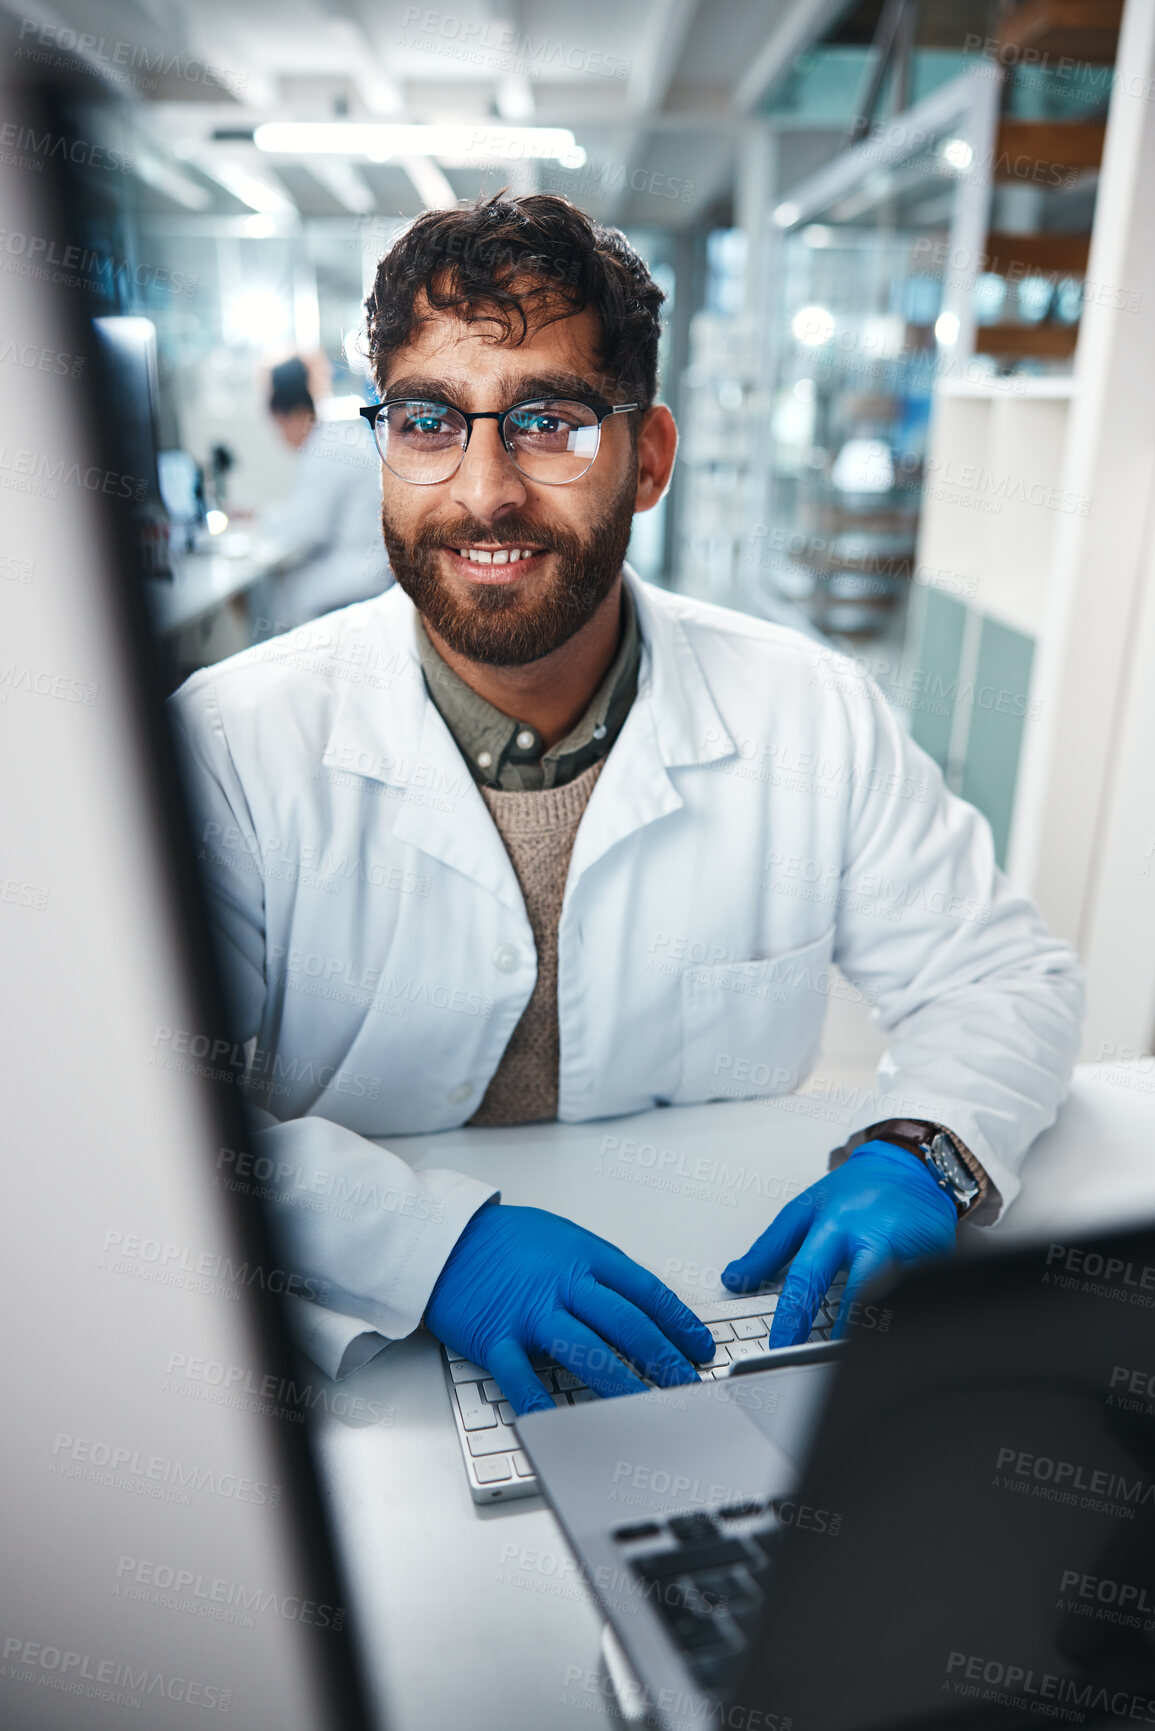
[145,533,306,637]
[314,1062,1155,1731]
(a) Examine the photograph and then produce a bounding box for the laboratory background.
[6,4,1155,1731]
[17,0,1148,1087]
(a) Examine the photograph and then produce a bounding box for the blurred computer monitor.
[0,77,376,1731]
[92,315,163,502]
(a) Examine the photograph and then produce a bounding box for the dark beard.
[380,478,636,667]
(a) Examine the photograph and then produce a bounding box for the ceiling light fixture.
[205,158,297,216]
[253,122,585,168]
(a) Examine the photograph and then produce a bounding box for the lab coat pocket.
[674,925,837,1104]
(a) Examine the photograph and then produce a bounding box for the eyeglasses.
[359,394,640,486]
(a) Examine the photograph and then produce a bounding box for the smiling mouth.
[449,545,542,566]
[442,544,547,580]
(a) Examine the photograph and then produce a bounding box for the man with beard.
[170,194,1083,1414]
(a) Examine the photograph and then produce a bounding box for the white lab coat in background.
[169,570,1084,1377]
[254,416,392,631]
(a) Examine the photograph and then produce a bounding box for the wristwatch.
[874,1124,981,1218]
[830,1119,999,1222]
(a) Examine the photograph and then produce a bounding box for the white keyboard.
[442,1276,848,1504]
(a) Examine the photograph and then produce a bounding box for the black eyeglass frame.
[358,393,641,485]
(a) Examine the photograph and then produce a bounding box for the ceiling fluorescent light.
[203,157,298,216]
[253,122,585,168]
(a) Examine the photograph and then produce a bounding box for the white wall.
[1008,0,1155,1059]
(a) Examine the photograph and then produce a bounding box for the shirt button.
[493,943,520,972]
[477,750,493,769]
[592,724,607,740]
[447,1083,473,1105]
[515,729,536,750]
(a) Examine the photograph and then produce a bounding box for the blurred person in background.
[251,354,392,635]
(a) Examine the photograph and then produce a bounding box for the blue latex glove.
[721,1140,958,1347]
[425,1201,716,1415]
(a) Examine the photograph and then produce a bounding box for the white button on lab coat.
[169,569,1084,1376]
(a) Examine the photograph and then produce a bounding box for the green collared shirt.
[414,583,641,791]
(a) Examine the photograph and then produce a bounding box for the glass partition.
[728,73,1002,673]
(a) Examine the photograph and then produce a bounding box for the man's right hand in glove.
[425,1200,715,1415]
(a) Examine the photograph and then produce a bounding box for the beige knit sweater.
[468,758,604,1126]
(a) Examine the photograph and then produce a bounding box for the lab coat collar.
[320,581,443,790]
[319,569,735,889]
[320,587,523,908]
[625,569,734,772]
[561,570,735,887]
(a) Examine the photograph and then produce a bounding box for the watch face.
[929,1134,978,1201]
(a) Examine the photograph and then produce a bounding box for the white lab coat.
[169,570,1084,1377]
[254,416,392,631]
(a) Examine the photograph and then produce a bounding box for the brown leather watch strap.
[829,1118,1001,1225]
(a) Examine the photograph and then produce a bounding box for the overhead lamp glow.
[223,288,292,348]
[253,122,585,167]
[205,510,228,535]
[935,310,960,345]
[243,214,277,238]
[210,160,295,215]
[792,305,835,347]
[773,201,801,228]
[941,137,974,172]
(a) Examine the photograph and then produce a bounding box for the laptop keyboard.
[615,1502,786,1697]
[443,1275,847,1503]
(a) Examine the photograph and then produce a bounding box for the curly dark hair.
[363,192,665,408]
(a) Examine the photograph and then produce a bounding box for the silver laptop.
[515,1345,839,1721]
[517,1233,1155,1731]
